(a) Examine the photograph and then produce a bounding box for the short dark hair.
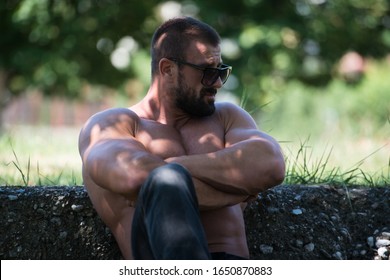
[150,17,221,78]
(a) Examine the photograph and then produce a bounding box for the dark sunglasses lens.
[219,68,230,83]
[203,68,231,86]
[203,69,220,86]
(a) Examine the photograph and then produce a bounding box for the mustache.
[202,88,217,95]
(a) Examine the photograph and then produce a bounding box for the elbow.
[89,166,141,198]
[266,141,286,188]
[84,155,140,197]
[103,165,148,197]
[249,154,286,194]
[269,156,286,186]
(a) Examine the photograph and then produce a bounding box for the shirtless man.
[78,17,285,260]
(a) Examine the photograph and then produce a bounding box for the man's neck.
[131,86,192,129]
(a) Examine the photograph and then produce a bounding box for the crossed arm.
[79,105,285,210]
[166,103,285,201]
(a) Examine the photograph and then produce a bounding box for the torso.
[83,104,249,259]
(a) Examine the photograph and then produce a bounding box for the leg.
[131,163,211,260]
[211,252,248,260]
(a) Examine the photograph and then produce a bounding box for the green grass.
[0,125,388,187]
[282,137,389,187]
[0,126,82,186]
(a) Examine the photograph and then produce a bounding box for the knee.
[149,163,192,187]
[136,163,199,214]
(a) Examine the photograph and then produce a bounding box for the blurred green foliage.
[1,0,157,96]
[1,0,390,105]
[262,59,390,140]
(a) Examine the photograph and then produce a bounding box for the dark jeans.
[211,252,248,260]
[131,163,211,259]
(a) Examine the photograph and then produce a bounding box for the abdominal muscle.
[200,205,249,258]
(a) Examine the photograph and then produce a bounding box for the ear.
[159,58,176,79]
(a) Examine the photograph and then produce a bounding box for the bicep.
[79,108,163,196]
[220,103,271,146]
[83,138,147,195]
[84,137,165,198]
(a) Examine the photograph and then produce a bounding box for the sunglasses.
[168,58,232,87]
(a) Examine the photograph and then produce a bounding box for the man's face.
[174,71,216,117]
[173,41,223,117]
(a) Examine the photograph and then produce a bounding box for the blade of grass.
[10,143,31,186]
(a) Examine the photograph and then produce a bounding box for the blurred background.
[0,0,389,186]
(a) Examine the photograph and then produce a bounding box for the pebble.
[333,251,343,260]
[330,216,339,223]
[304,243,315,252]
[259,244,274,254]
[71,204,84,212]
[381,232,390,238]
[8,195,18,201]
[367,236,375,247]
[292,208,303,215]
[50,217,62,226]
[319,212,329,220]
[59,231,68,239]
[294,195,302,201]
[36,208,45,215]
[375,239,390,248]
[372,230,390,260]
[340,228,350,239]
[377,247,389,259]
[295,239,304,248]
[267,207,280,214]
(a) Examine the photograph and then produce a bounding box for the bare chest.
[135,118,225,159]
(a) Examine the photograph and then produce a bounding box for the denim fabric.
[131,163,211,260]
[211,252,248,260]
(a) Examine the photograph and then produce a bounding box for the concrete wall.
[1,185,389,260]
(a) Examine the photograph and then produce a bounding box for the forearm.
[168,138,285,195]
[85,140,165,199]
[192,178,250,211]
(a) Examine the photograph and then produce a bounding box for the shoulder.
[83,107,140,132]
[79,108,140,151]
[215,102,257,128]
[89,107,140,123]
[215,101,241,112]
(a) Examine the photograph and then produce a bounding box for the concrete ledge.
[1,186,121,259]
[1,185,389,259]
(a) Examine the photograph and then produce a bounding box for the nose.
[211,76,223,88]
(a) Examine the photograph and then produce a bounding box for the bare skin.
[78,40,285,259]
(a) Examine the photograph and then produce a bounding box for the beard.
[174,74,216,117]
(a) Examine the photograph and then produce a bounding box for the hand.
[165,156,180,164]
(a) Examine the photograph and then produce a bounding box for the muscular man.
[78,17,285,260]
